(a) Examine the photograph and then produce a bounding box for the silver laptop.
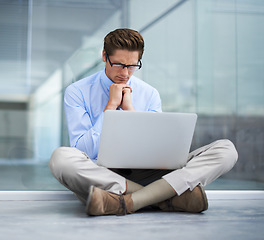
[97,110,197,169]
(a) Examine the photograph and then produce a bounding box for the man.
[49,28,238,216]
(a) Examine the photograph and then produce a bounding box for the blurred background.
[0,0,263,190]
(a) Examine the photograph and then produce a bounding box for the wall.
[129,0,264,182]
[29,69,62,161]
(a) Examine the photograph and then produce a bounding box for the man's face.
[103,49,140,84]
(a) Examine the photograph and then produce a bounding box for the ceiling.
[0,0,124,102]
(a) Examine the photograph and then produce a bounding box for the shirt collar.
[100,68,132,93]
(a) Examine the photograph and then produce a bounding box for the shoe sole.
[85,185,95,215]
[197,184,208,212]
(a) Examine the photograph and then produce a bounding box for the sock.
[131,179,176,212]
[126,179,144,194]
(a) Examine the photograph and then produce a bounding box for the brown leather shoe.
[85,186,134,216]
[158,184,208,213]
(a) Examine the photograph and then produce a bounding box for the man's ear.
[102,49,106,62]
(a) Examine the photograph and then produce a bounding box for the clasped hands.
[104,83,135,112]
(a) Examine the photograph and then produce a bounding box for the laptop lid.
[97,111,197,169]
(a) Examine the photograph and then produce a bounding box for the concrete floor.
[1,162,264,240]
[1,194,264,240]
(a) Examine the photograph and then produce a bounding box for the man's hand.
[120,87,135,111]
[104,83,133,111]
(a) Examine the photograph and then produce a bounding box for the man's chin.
[114,78,129,84]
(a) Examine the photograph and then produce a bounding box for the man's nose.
[120,66,129,75]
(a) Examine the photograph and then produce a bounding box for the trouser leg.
[49,147,127,203]
[162,139,238,195]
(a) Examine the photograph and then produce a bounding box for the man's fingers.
[110,83,132,90]
[123,85,132,93]
[122,87,132,94]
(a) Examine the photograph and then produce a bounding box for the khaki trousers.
[49,139,238,203]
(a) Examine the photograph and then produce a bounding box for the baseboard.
[0,190,264,201]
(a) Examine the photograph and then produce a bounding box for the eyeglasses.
[105,52,142,73]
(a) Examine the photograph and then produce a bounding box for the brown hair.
[104,28,144,60]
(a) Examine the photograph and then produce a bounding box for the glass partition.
[0,0,263,190]
[130,0,264,189]
[0,0,126,190]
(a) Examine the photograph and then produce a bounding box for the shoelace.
[116,191,127,216]
[167,198,173,211]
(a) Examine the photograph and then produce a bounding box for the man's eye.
[113,64,123,67]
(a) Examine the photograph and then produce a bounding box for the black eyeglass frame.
[105,52,142,71]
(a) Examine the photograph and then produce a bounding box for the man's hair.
[104,28,144,60]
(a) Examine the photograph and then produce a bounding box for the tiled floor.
[0,193,264,240]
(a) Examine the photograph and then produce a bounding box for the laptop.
[97,110,197,169]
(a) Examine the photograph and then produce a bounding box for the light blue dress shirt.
[64,69,162,161]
